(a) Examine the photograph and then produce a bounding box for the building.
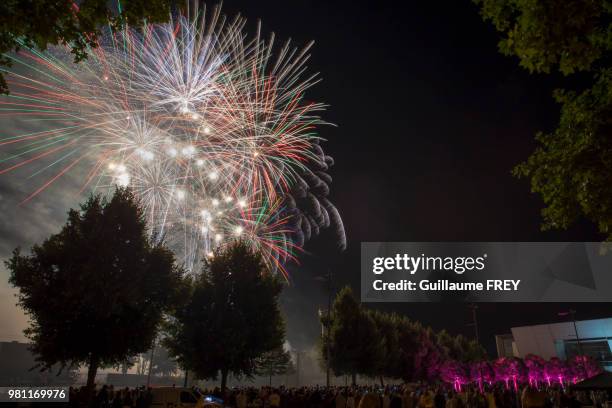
[495,318,612,371]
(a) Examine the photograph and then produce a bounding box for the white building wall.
[510,318,612,359]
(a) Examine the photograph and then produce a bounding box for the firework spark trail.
[0,4,345,276]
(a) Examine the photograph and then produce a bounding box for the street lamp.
[559,309,583,356]
[316,268,334,387]
[318,307,332,387]
[467,303,480,344]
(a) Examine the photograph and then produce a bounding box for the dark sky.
[0,0,608,357]
[221,0,610,354]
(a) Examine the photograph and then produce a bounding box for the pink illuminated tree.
[524,354,546,388]
[470,360,495,392]
[545,357,569,387]
[494,357,526,391]
[440,360,469,391]
[569,355,602,383]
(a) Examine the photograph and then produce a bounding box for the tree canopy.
[474,0,612,75]
[7,188,183,391]
[164,240,285,392]
[323,286,384,385]
[255,346,295,386]
[323,286,486,384]
[0,0,171,94]
[474,0,612,240]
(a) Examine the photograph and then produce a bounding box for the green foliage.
[324,287,384,383]
[6,187,183,388]
[452,334,488,363]
[393,316,423,382]
[369,311,402,381]
[514,70,612,239]
[164,240,285,391]
[151,346,179,377]
[475,0,612,239]
[0,0,171,94]
[324,286,487,383]
[255,346,294,385]
[474,0,612,75]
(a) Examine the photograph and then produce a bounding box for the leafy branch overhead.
[0,0,171,94]
[474,0,612,240]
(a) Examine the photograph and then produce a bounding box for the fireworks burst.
[0,3,345,277]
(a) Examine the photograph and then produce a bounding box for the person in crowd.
[61,381,612,408]
[358,390,381,408]
[336,389,347,408]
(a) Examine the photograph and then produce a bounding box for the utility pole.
[318,269,334,387]
[326,268,332,387]
[559,309,582,355]
[467,303,480,344]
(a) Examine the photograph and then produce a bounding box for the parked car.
[150,387,221,408]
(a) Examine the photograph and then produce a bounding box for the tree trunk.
[380,375,384,387]
[351,372,357,386]
[220,368,229,393]
[86,354,100,404]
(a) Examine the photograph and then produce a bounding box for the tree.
[568,354,602,381]
[473,0,611,75]
[513,73,612,240]
[0,0,171,94]
[394,317,422,383]
[370,311,401,385]
[439,360,469,391]
[436,329,456,359]
[470,361,495,392]
[324,287,384,385]
[6,188,183,395]
[413,326,444,382]
[474,0,612,240]
[150,346,179,377]
[165,241,285,392]
[255,346,295,386]
[452,335,487,363]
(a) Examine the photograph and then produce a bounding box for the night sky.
[221,0,610,354]
[0,0,609,357]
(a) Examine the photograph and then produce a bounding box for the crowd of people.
[66,383,611,408]
[68,385,153,408]
[211,384,611,408]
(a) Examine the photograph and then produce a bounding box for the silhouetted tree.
[150,346,179,377]
[370,311,401,386]
[474,0,612,240]
[0,0,171,93]
[255,346,294,386]
[436,329,456,358]
[324,287,384,384]
[6,188,183,395]
[165,241,285,392]
[452,334,487,363]
[413,326,444,382]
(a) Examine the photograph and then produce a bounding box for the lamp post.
[318,268,334,387]
[467,303,480,344]
[318,307,332,387]
[559,309,583,355]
